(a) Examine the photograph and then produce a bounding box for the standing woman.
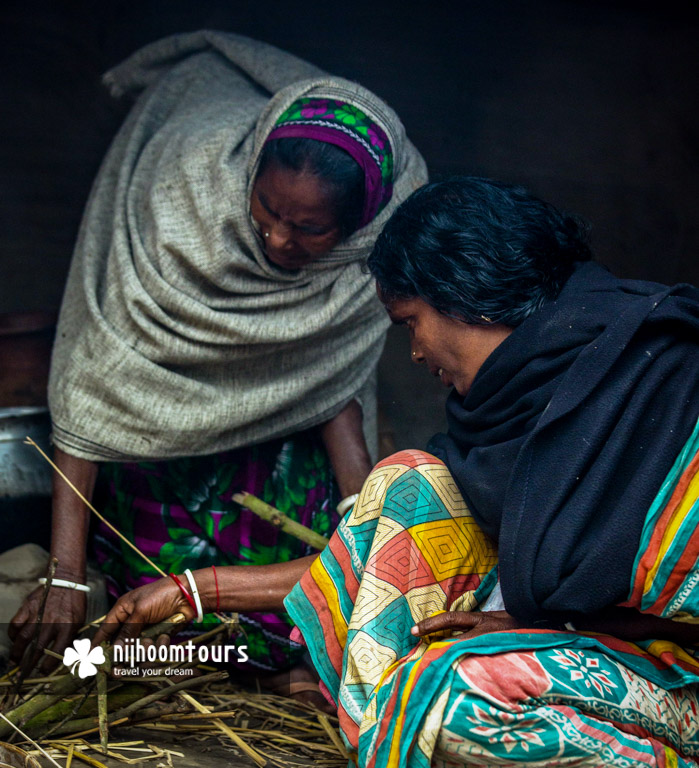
[9,30,427,681]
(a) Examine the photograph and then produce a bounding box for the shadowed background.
[1,0,698,451]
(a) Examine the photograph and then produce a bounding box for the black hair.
[367,176,592,326]
[257,138,365,238]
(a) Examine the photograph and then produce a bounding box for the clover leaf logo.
[63,638,105,678]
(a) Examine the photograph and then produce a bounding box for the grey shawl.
[49,30,428,462]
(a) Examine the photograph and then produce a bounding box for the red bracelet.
[211,565,220,613]
[169,573,197,614]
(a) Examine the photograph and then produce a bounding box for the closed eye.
[258,193,278,219]
[297,224,330,236]
[388,312,412,327]
[258,193,329,236]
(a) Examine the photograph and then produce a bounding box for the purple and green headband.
[266,97,394,228]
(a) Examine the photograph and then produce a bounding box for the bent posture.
[9,31,427,697]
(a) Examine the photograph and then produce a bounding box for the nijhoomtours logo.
[61,637,248,678]
[110,638,249,677]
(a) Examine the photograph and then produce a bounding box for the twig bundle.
[8,440,345,766]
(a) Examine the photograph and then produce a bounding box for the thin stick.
[0,615,186,740]
[40,682,94,741]
[24,438,165,577]
[26,438,232,624]
[232,493,329,551]
[114,672,227,722]
[96,670,108,753]
[0,676,56,687]
[52,717,129,740]
[0,711,63,768]
[49,701,183,739]
[48,742,108,768]
[26,557,58,660]
[53,671,227,739]
[0,665,19,682]
[13,556,59,701]
[316,713,349,759]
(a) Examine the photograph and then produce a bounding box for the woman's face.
[382,294,513,397]
[250,164,343,270]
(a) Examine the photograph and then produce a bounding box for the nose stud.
[411,351,416,357]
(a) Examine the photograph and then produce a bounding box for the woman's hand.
[9,585,86,673]
[576,607,699,646]
[92,577,195,647]
[92,558,318,648]
[10,448,96,671]
[411,610,521,640]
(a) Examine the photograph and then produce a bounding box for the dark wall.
[2,0,697,448]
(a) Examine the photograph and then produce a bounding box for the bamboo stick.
[54,718,132,741]
[48,742,108,768]
[47,672,227,740]
[96,671,108,753]
[15,556,58,693]
[232,493,329,550]
[49,701,184,739]
[35,681,95,742]
[0,663,94,739]
[0,615,186,739]
[0,676,73,688]
[113,672,227,722]
[316,713,349,759]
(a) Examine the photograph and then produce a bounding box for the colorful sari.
[285,434,699,767]
[94,430,339,671]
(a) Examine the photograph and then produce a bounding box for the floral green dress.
[93,430,339,671]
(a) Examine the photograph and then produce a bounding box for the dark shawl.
[428,261,699,624]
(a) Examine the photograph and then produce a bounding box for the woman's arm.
[91,404,371,647]
[320,399,373,499]
[92,556,318,645]
[9,448,97,669]
[412,607,699,647]
[573,607,699,646]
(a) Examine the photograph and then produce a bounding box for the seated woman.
[8,29,427,693]
[89,177,699,767]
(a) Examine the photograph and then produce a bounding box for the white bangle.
[37,577,91,593]
[184,569,204,623]
[336,493,360,517]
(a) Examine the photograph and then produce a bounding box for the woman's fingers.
[93,578,193,649]
[9,588,85,670]
[8,601,30,642]
[8,589,44,661]
[411,610,520,638]
[411,611,483,637]
[93,597,138,647]
[38,624,74,673]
